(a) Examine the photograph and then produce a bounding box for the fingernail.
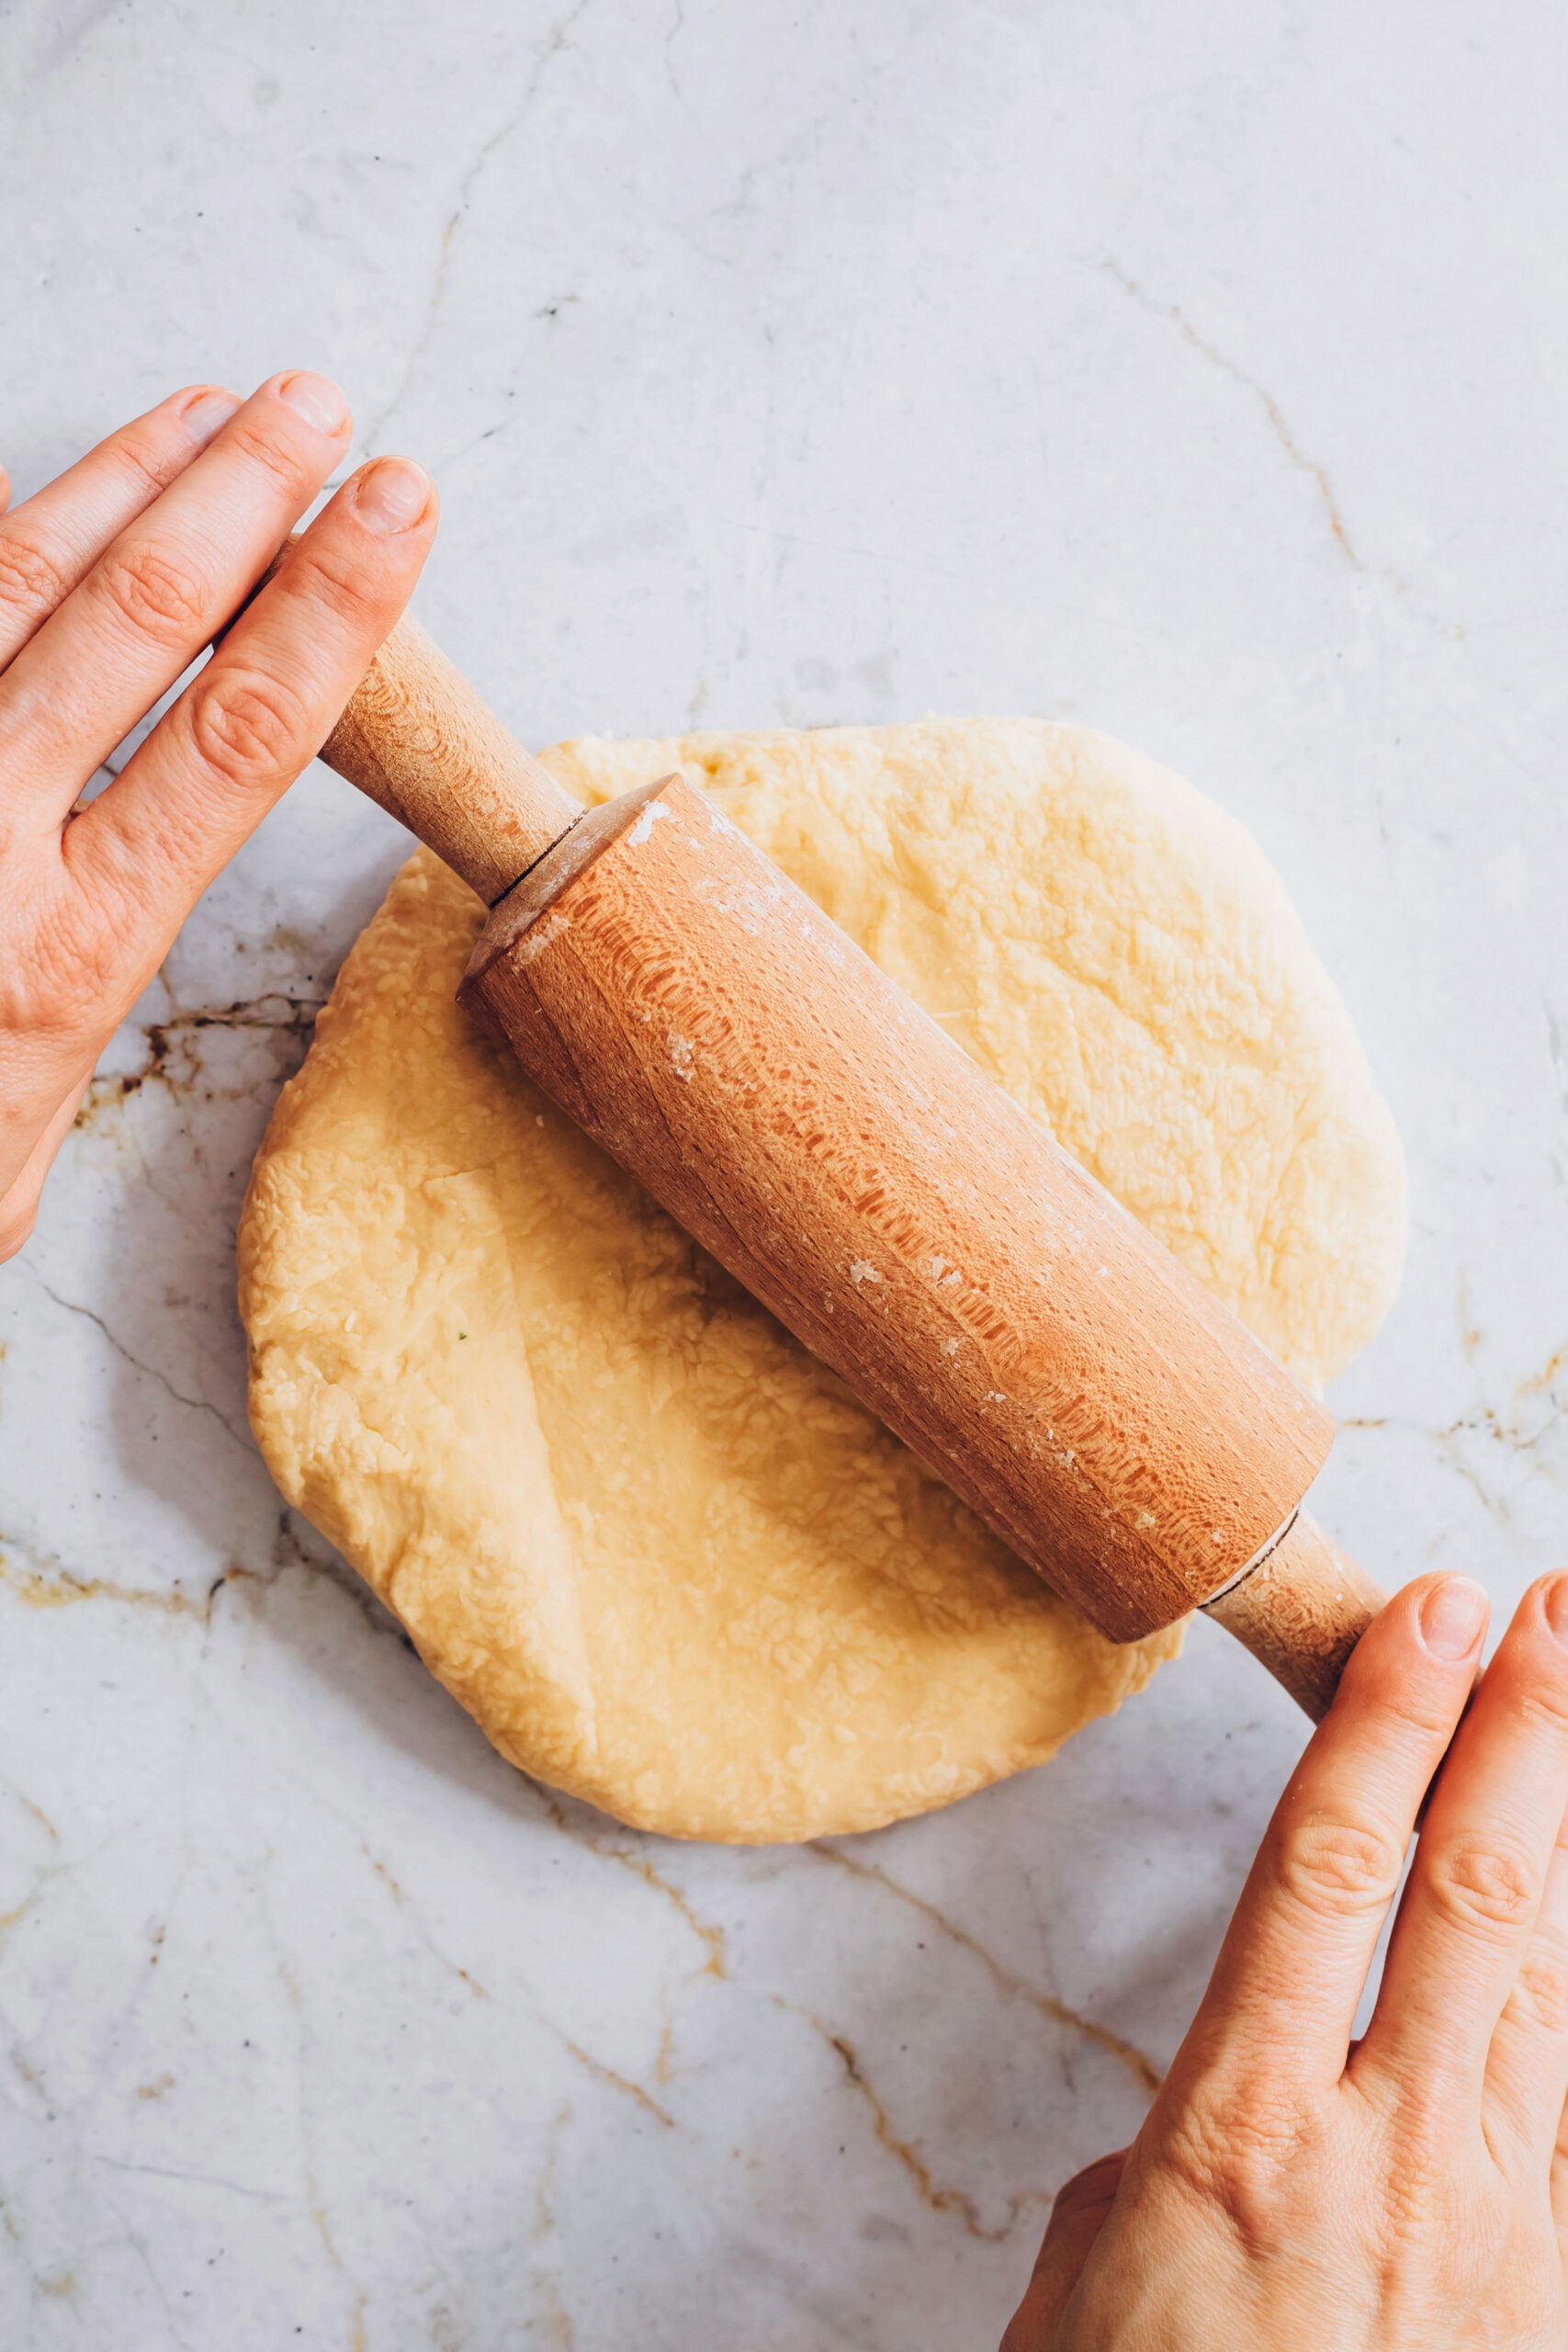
[353,457,432,535]
[1420,1575,1489,1660]
[178,387,242,448]
[1543,1574,1568,1645]
[276,371,350,436]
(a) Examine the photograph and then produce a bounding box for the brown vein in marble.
[525,2275,579,2351]
[775,1996,1048,2246]
[533,2106,571,2242]
[529,1810,724,2101]
[1456,1273,1484,1368]
[361,1824,671,2130]
[12,1792,60,1843]
[527,2105,580,2348]
[0,1544,226,1621]
[1517,1346,1568,1406]
[1100,261,1459,637]
[654,1987,676,2086]
[1436,1380,1567,1514]
[1337,1332,1568,1528]
[612,1850,726,1977]
[0,1864,67,1960]
[363,1849,491,2000]
[73,993,324,1130]
[10,2048,46,2100]
[526,2278,579,2350]
[274,1954,355,2290]
[1103,261,1354,557]
[558,2036,674,2130]
[0,1513,405,1656]
[538,1794,727,1977]
[807,1841,1163,2096]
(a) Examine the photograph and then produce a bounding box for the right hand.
[0,372,437,1259]
[1003,1570,1568,2348]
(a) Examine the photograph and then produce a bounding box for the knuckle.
[96,540,210,643]
[0,526,74,621]
[1278,1813,1407,1919]
[1049,2151,1124,2222]
[288,537,384,625]
[110,429,180,504]
[1157,2085,1316,2248]
[221,415,311,494]
[1516,1681,1568,1740]
[43,902,134,1029]
[1427,1841,1540,1935]
[1506,1937,1568,2039]
[183,664,310,790]
[1377,1680,1472,1745]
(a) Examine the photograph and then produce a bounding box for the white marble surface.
[3,1,1567,2343]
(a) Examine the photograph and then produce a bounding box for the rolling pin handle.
[1201,1510,1388,1721]
[318,613,583,904]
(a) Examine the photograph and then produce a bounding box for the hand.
[0,373,437,1259]
[1002,1571,1568,2348]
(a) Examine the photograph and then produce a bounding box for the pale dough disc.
[240,718,1405,1842]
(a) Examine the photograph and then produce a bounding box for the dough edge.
[240,716,1404,1842]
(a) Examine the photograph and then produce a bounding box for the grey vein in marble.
[4,0,1566,2344]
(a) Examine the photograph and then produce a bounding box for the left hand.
[0,371,437,1259]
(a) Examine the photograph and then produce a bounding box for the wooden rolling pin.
[319,615,1388,1719]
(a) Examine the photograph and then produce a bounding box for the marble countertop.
[4,2,1566,2343]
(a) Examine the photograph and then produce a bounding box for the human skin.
[0,373,436,1259]
[1003,1571,1568,2347]
[12,390,1563,2352]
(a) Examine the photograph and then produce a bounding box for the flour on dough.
[239,718,1404,1841]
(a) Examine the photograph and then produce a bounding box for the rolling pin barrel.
[317,632,1389,1719]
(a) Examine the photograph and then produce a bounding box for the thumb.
[999,2149,1129,2351]
[0,1070,91,1262]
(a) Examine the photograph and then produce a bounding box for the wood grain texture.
[1204,1510,1387,1719]
[319,614,582,903]
[459,773,1337,1644]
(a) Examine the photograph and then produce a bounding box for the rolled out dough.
[239,718,1404,1841]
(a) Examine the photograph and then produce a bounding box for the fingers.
[66,457,435,920]
[1181,1575,1486,2090]
[1359,1573,1568,2119]
[0,1070,92,1262]
[0,385,239,670]
[1485,1828,1568,2164]
[999,2151,1128,2351]
[0,371,352,836]
[1551,2092,1568,2247]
